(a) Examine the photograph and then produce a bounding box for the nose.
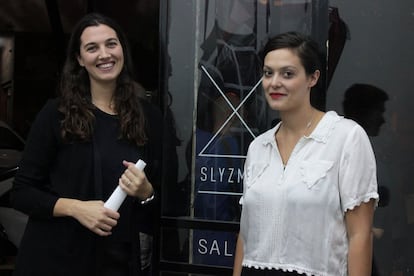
[269,74,281,87]
[98,47,111,59]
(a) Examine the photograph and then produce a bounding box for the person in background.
[342,83,391,276]
[342,83,389,137]
[11,13,161,276]
[233,31,378,276]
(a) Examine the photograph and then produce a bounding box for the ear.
[308,70,320,88]
[77,55,84,67]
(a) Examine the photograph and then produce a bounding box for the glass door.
[159,1,328,274]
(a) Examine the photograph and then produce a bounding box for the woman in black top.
[11,13,161,276]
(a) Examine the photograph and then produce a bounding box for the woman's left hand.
[119,160,154,200]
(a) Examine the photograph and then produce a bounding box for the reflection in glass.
[187,0,328,268]
[342,83,390,275]
[192,1,264,266]
[163,0,329,271]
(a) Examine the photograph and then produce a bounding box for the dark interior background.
[0,0,159,138]
[2,1,414,275]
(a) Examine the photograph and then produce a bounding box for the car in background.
[0,120,28,254]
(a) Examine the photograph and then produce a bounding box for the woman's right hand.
[53,198,120,236]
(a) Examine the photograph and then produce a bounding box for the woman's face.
[262,48,319,112]
[77,24,124,86]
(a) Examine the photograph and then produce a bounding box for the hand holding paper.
[104,159,146,211]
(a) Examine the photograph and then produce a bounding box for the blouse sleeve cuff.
[343,192,379,213]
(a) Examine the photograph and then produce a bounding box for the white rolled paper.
[104,159,147,211]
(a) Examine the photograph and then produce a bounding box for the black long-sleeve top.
[11,98,162,275]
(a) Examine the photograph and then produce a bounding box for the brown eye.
[107,41,118,48]
[282,71,294,79]
[263,70,273,77]
[86,45,97,52]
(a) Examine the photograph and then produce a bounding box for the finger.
[103,216,118,227]
[125,171,146,188]
[95,228,112,236]
[91,222,112,235]
[120,175,132,187]
[122,160,132,166]
[125,168,139,180]
[125,169,146,186]
[105,210,120,220]
[98,224,112,232]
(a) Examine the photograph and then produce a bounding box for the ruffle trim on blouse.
[343,192,379,212]
[243,262,322,276]
[308,111,341,143]
[239,162,269,205]
[299,160,333,189]
[244,163,269,189]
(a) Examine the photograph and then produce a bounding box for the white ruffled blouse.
[239,111,379,276]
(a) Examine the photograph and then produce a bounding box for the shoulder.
[39,98,60,115]
[335,112,368,140]
[325,111,361,128]
[319,111,368,141]
[250,125,278,147]
[141,99,162,124]
[24,98,63,150]
[31,98,62,126]
[246,125,278,156]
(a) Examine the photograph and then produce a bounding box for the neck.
[279,107,318,137]
[91,83,116,114]
[90,78,116,97]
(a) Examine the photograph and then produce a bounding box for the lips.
[269,92,286,100]
[97,62,115,70]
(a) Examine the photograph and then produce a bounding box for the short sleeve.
[239,145,252,205]
[239,139,271,205]
[339,124,379,212]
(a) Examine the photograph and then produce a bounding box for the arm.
[339,125,378,275]
[53,198,120,236]
[64,159,154,236]
[345,199,375,276]
[52,160,151,236]
[233,233,244,276]
[11,100,62,218]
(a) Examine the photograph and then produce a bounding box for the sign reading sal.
[198,238,233,257]
[193,230,237,267]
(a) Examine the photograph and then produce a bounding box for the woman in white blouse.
[233,32,378,276]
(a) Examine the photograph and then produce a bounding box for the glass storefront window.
[161,0,328,270]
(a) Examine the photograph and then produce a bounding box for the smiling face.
[77,24,124,86]
[262,48,319,112]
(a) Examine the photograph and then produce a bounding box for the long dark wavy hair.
[58,13,147,145]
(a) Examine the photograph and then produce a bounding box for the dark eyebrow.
[82,37,119,49]
[280,66,297,71]
[106,37,119,43]
[263,65,297,71]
